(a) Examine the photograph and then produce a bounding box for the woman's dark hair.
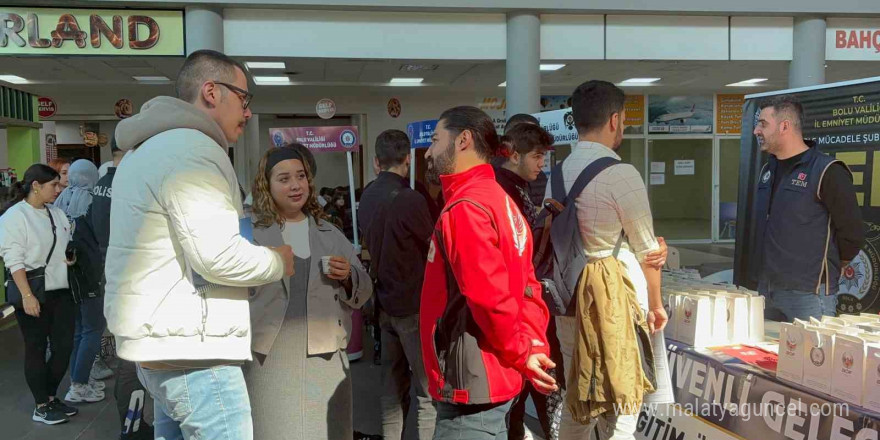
[439,106,501,160]
[0,164,59,215]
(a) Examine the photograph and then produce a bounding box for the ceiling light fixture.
[246,62,286,69]
[540,64,566,71]
[133,76,170,82]
[0,74,27,84]
[498,81,507,87]
[619,78,661,85]
[254,76,292,85]
[390,78,424,84]
[726,78,768,87]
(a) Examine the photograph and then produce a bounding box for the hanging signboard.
[0,8,184,56]
[717,94,746,134]
[316,98,337,119]
[406,119,437,149]
[37,96,56,118]
[649,95,714,134]
[269,126,360,153]
[735,77,880,313]
[625,94,645,134]
[826,18,880,61]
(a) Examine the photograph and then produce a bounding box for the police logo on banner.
[564,111,575,131]
[340,129,357,149]
[838,226,880,314]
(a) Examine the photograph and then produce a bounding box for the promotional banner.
[639,342,880,440]
[269,126,360,153]
[717,94,746,135]
[734,78,880,313]
[532,108,577,146]
[649,96,714,134]
[406,119,437,149]
[0,8,184,56]
[482,95,644,134]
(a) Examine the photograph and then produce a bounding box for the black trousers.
[508,317,563,440]
[114,357,152,436]
[15,290,75,406]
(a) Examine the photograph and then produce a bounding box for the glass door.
[716,137,741,242]
[647,137,713,241]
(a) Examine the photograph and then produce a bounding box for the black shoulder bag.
[5,208,57,306]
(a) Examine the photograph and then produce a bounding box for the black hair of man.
[439,106,501,160]
[504,113,539,133]
[176,49,249,104]
[375,129,411,170]
[505,123,553,156]
[571,80,625,135]
[759,94,805,133]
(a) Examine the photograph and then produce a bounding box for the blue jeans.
[763,288,838,322]
[137,365,253,440]
[69,297,106,384]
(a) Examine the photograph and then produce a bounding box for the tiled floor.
[0,321,543,440]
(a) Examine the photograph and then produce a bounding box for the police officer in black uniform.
[751,95,865,321]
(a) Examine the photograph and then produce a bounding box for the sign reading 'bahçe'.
[0,8,184,56]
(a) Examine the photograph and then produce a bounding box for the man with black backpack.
[358,129,436,440]
[543,81,668,439]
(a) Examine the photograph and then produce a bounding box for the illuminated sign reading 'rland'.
[0,8,184,56]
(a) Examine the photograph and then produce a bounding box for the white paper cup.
[321,256,332,275]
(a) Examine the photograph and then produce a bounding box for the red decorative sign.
[269,126,360,153]
[38,97,56,118]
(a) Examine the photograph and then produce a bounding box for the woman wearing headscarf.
[55,160,107,404]
[0,164,76,425]
[244,143,372,440]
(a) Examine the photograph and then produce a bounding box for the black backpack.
[533,157,622,316]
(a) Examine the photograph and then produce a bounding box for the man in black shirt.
[358,129,436,440]
[752,95,864,321]
[88,143,153,440]
[494,123,561,440]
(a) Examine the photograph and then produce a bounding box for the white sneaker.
[90,358,114,380]
[88,378,106,392]
[65,383,105,403]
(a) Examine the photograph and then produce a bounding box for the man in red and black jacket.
[420,106,557,439]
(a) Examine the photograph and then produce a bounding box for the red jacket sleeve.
[442,203,549,373]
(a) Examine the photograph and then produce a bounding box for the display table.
[636,329,880,440]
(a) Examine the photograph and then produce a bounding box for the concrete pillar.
[789,17,826,89]
[505,13,541,119]
[185,7,224,54]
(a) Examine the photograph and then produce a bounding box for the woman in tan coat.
[244,143,372,440]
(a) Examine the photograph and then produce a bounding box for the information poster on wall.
[717,94,746,134]
[478,97,507,134]
[735,78,880,313]
[649,95,714,134]
[269,126,360,153]
[674,160,695,175]
[625,95,645,134]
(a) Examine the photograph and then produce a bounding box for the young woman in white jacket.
[0,164,77,425]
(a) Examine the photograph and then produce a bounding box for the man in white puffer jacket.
[104,50,294,440]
